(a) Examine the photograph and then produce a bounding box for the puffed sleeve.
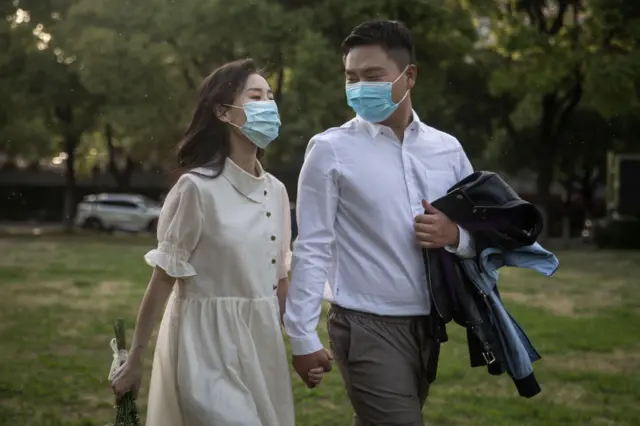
[144,175,203,278]
[277,183,292,280]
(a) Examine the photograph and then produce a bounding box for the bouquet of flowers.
[108,319,141,426]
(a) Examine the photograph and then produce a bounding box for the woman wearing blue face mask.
[109,58,323,426]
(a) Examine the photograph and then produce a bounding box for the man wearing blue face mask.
[284,20,475,425]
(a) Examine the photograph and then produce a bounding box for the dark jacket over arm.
[423,171,558,398]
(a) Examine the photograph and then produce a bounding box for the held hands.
[414,199,459,249]
[292,348,333,388]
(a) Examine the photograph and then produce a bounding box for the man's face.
[344,45,415,104]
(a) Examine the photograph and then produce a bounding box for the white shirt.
[284,112,475,356]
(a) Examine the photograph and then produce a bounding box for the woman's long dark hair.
[176,58,261,177]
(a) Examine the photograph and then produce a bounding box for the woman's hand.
[110,356,143,402]
[307,367,325,387]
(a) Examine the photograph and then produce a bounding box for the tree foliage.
[464,0,640,225]
[2,0,640,231]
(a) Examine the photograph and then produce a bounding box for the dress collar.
[191,158,267,203]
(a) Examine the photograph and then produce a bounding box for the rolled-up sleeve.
[144,175,203,278]
[284,137,339,356]
[445,143,476,258]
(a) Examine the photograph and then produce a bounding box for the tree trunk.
[580,168,598,219]
[536,170,553,241]
[273,63,285,106]
[535,78,583,241]
[535,93,559,241]
[105,123,133,190]
[54,104,79,234]
[561,179,575,249]
[62,135,77,233]
[561,214,572,248]
[526,0,583,241]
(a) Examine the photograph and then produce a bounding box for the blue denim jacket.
[458,242,559,395]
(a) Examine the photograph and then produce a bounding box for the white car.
[75,193,162,233]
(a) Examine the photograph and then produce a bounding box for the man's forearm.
[284,271,326,356]
[285,136,338,355]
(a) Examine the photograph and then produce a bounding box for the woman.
[110,59,323,426]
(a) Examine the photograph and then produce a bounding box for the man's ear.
[214,104,230,122]
[406,64,417,90]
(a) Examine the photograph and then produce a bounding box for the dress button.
[271,258,276,264]
[266,212,271,217]
[273,285,278,290]
[264,190,268,196]
[271,235,276,241]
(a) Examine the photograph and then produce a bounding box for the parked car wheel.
[83,217,104,231]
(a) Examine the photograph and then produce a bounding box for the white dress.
[143,158,294,426]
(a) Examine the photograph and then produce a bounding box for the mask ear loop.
[392,66,411,105]
[219,104,246,129]
[392,66,410,84]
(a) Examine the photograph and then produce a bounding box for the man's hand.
[292,348,333,388]
[414,199,459,249]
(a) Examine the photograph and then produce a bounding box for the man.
[284,20,475,425]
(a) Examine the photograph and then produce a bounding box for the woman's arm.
[111,175,203,399]
[128,267,175,362]
[110,267,175,399]
[276,181,293,327]
[277,276,290,326]
[129,176,204,361]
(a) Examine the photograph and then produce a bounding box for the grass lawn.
[1,236,639,426]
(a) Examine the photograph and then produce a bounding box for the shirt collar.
[357,109,422,139]
[191,158,267,203]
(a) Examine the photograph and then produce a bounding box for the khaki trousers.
[327,304,435,426]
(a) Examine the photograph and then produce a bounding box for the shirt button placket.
[402,148,417,213]
[265,201,277,292]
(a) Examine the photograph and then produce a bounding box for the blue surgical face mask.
[226,100,281,149]
[345,67,410,123]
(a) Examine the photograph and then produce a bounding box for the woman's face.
[226,73,274,127]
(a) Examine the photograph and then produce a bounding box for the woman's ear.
[214,104,230,122]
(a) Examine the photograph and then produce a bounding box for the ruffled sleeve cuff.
[144,241,197,278]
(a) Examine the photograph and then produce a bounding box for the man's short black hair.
[341,20,416,70]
